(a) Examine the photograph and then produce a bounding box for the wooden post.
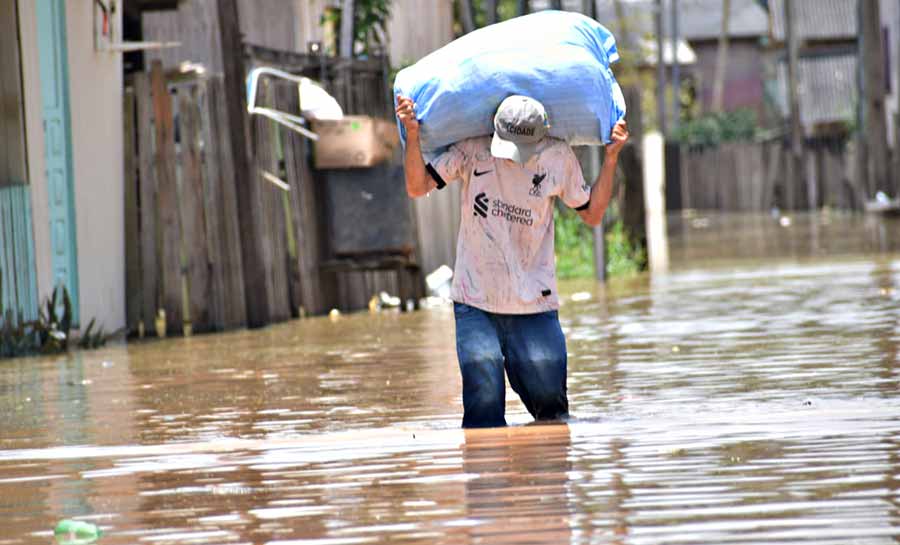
[784,0,804,210]
[179,88,212,332]
[149,61,184,333]
[202,78,247,329]
[621,86,645,255]
[123,87,142,335]
[277,84,328,315]
[216,0,272,328]
[859,0,889,198]
[134,73,159,334]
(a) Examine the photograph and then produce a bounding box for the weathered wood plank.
[198,80,225,330]
[150,60,184,333]
[123,88,142,333]
[254,82,290,322]
[179,88,212,332]
[278,86,327,315]
[218,0,272,328]
[204,77,247,328]
[134,72,160,331]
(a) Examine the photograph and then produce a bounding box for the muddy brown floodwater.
[1,211,899,544]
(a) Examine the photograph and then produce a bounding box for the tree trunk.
[485,0,497,24]
[711,0,731,112]
[458,0,475,33]
[785,0,804,209]
[859,0,889,198]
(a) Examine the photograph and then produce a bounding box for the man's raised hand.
[395,95,419,135]
[607,120,629,157]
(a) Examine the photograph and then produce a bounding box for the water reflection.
[0,212,898,544]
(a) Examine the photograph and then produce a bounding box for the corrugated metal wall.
[0,186,38,319]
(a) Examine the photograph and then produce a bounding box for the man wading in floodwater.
[396,94,629,427]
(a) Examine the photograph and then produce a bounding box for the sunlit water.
[1,212,898,544]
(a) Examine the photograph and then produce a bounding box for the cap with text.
[491,95,550,164]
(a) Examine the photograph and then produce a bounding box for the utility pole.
[859,0,889,198]
[216,0,271,327]
[784,0,804,210]
[655,0,666,136]
[671,0,681,131]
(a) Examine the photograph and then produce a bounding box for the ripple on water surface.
[0,212,898,544]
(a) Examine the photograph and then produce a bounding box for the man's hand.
[395,95,419,135]
[606,120,629,157]
[396,94,432,198]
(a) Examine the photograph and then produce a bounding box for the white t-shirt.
[428,136,591,314]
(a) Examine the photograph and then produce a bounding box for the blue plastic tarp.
[393,10,626,160]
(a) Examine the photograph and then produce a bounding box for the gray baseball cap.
[491,95,550,164]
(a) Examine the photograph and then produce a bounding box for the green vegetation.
[554,206,596,279]
[604,220,646,276]
[321,0,392,56]
[672,108,759,148]
[0,272,107,359]
[554,206,646,279]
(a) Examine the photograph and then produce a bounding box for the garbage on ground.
[54,519,102,545]
[570,292,591,302]
[312,116,399,169]
[393,10,625,159]
[366,292,403,313]
[425,265,453,299]
[298,77,343,121]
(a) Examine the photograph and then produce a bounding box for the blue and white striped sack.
[393,10,626,160]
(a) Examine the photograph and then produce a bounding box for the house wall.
[18,1,125,330]
[64,2,126,331]
[17,0,51,312]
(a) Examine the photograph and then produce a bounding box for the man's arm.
[577,120,629,227]
[396,95,436,198]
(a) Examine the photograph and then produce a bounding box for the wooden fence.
[125,51,420,336]
[124,60,332,335]
[675,138,865,212]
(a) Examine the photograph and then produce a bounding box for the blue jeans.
[454,302,569,428]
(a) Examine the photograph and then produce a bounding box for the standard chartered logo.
[491,198,533,226]
[472,192,534,226]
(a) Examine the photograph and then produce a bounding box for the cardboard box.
[312,116,399,169]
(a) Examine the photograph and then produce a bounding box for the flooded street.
[1,211,899,544]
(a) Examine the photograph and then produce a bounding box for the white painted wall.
[16,1,53,307]
[65,2,125,331]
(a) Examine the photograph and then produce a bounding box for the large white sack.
[393,10,626,160]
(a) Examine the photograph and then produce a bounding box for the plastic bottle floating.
[54,519,103,545]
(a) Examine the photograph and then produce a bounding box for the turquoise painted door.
[36,0,79,323]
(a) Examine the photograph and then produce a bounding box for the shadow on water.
[0,211,898,544]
